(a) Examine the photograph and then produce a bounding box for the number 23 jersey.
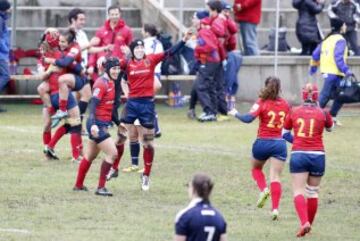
[250,97,290,139]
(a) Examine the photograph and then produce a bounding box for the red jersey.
[64,42,82,64]
[125,53,164,98]
[249,97,290,139]
[92,77,115,122]
[225,17,238,51]
[283,104,333,152]
[233,0,262,25]
[95,19,133,59]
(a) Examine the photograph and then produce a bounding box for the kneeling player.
[229,76,290,220]
[282,83,333,237]
[73,57,124,196]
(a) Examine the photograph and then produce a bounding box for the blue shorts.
[121,98,155,129]
[86,119,112,144]
[73,75,88,91]
[290,152,325,177]
[252,139,287,161]
[50,92,77,110]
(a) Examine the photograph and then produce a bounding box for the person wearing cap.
[73,57,124,197]
[309,18,351,126]
[0,0,11,112]
[233,0,261,56]
[174,173,227,241]
[328,0,360,56]
[119,32,192,191]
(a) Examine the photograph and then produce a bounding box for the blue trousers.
[0,59,10,92]
[319,74,343,117]
[239,22,259,56]
[224,51,242,96]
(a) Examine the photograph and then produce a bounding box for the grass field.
[0,103,360,241]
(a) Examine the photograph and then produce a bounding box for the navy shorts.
[73,75,88,91]
[252,139,287,161]
[121,98,155,129]
[86,119,112,144]
[50,92,77,110]
[290,152,325,177]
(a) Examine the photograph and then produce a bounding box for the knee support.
[305,185,319,198]
[69,124,82,134]
[116,132,127,145]
[143,133,154,148]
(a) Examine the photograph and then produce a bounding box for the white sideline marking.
[0,228,31,234]
[0,126,38,134]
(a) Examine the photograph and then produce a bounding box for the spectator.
[293,0,325,55]
[0,0,10,112]
[233,0,261,55]
[328,0,360,55]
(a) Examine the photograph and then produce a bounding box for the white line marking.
[0,228,31,234]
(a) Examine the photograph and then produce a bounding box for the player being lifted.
[228,76,290,220]
[282,83,333,237]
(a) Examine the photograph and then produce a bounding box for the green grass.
[0,103,360,241]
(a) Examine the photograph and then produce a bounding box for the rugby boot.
[122,165,140,173]
[106,167,119,181]
[141,174,150,191]
[257,187,270,208]
[51,110,69,120]
[95,187,113,196]
[73,186,88,192]
[45,146,59,160]
[198,113,216,122]
[51,117,62,129]
[271,209,279,220]
[296,222,311,237]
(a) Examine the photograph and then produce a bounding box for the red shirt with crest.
[92,77,115,122]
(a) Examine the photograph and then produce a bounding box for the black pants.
[196,63,219,115]
[301,42,318,56]
[344,30,360,56]
[189,78,198,110]
[214,65,228,115]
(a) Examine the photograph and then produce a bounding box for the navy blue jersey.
[175,199,227,241]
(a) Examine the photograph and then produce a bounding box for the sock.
[251,167,267,192]
[143,146,154,176]
[270,181,282,210]
[43,131,51,146]
[294,194,309,226]
[112,144,124,170]
[307,198,318,225]
[48,125,67,149]
[59,99,68,112]
[98,160,112,188]
[78,100,88,121]
[47,106,56,115]
[154,113,160,134]
[70,133,83,159]
[130,141,140,166]
[75,157,91,188]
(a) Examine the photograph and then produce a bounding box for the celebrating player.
[282,83,333,237]
[118,31,191,191]
[73,57,124,196]
[174,173,227,241]
[228,76,290,220]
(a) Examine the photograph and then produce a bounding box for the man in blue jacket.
[0,0,11,112]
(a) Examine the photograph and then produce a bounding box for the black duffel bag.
[336,75,360,103]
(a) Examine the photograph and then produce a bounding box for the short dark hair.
[207,0,223,13]
[68,8,85,24]
[107,4,121,13]
[191,173,214,202]
[143,23,159,37]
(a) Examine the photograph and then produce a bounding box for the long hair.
[191,173,214,203]
[61,28,77,44]
[259,76,281,100]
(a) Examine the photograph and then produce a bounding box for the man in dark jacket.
[293,0,325,55]
[329,0,360,55]
[0,0,10,112]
